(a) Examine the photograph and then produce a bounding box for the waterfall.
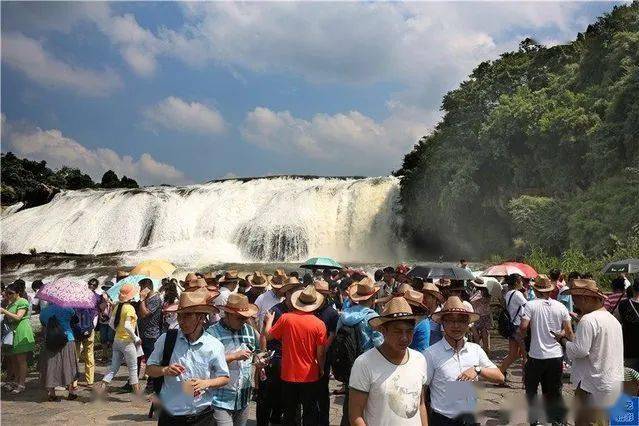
[1,176,404,266]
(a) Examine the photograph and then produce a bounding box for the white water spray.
[1,177,404,266]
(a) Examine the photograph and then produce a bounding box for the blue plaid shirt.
[207,321,258,411]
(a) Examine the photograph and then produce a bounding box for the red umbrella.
[502,262,538,279]
[483,264,526,278]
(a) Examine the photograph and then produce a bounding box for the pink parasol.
[502,262,538,279]
[36,277,99,309]
[483,264,527,278]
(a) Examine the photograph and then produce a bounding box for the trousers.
[282,380,319,426]
[524,356,566,424]
[212,405,250,426]
[75,330,95,384]
[103,338,139,385]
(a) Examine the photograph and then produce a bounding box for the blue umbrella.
[106,274,160,302]
[300,257,343,270]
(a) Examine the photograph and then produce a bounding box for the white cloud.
[3,119,189,185]
[143,97,226,135]
[1,33,122,97]
[241,103,439,175]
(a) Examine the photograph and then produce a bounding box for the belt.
[163,405,213,423]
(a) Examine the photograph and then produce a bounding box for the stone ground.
[1,332,576,425]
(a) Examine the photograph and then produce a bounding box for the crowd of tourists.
[1,262,638,426]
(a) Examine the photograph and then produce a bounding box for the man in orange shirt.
[265,284,328,426]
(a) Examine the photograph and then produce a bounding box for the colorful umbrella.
[483,263,527,278]
[502,262,538,278]
[106,274,160,302]
[36,277,99,309]
[130,259,176,278]
[300,257,343,270]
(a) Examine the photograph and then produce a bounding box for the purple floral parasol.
[36,277,99,309]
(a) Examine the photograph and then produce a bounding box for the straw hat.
[248,271,269,288]
[421,282,445,303]
[185,277,207,290]
[176,287,219,314]
[314,279,331,295]
[347,277,381,302]
[375,283,412,305]
[431,296,480,324]
[564,279,607,300]
[531,275,555,293]
[403,288,429,314]
[270,269,288,289]
[118,284,138,303]
[219,270,240,284]
[220,293,259,317]
[280,276,303,293]
[290,285,325,312]
[181,272,199,285]
[368,297,420,328]
[203,272,218,287]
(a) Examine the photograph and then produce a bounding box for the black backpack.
[71,308,97,341]
[148,329,178,418]
[45,316,68,352]
[497,292,523,339]
[328,324,362,383]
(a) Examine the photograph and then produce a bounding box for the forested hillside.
[398,3,639,260]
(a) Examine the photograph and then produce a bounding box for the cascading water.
[1,176,404,266]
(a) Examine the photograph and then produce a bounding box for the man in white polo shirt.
[423,296,504,425]
[553,279,624,426]
[519,275,573,426]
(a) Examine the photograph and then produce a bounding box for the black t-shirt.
[267,301,290,358]
[315,303,339,335]
[618,298,639,358]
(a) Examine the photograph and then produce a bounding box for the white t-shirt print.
[349,348,427,425]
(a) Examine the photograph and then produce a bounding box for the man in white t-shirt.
[520,275,573,425]
[349,297,428,426]
[553,279,624,426]
[423,296,504,425]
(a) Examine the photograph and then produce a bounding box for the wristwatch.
[474,365,482,376]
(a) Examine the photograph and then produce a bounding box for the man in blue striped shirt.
[208,293,260,426]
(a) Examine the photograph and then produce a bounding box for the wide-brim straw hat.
[402,288,429,314]
[314,279,331,295]
[279,276,302,293]
[421,282,445,303]
[531,275,555,293]
[184,277,208,290]
[347,277,380,302]
[118,283,138,302]
[431,296,480,324]
[181,272,199,285]
[219,270,240,284]
[291,285,325,312]
[270,269,288,289]
[203,272,218,287]
[176,287,219,314]
[220,293,259,317]
[375,283,412,305]
[369,297,421,328]
[564,279,607,300]
[248,271,269,288]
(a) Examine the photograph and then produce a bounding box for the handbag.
[1,320,14,347]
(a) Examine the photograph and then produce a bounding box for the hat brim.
[347,284,380,302]
[531,283,555,293]
[250,281,269,288]
[422,289,445,303]
[219,277,240,284]
[431,309,480,324]
[563,288,607,300]
[290,290,325,312]
[220,304,259,318]
[176,304,219,315]
[368,313,420,329]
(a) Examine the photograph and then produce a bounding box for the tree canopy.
[398,3,639,259]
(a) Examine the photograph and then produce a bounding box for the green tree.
[100,170,121,188]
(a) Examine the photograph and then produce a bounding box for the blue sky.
[1,1,622,185]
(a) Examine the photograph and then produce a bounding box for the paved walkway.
[1,333,575,425]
